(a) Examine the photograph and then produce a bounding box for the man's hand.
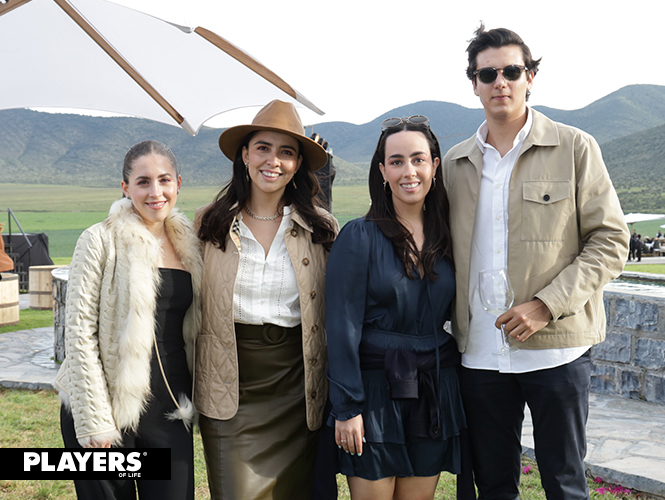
[496,298,552,342]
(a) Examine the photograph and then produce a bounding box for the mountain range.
[1,84,665,212]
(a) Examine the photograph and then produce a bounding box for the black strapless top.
[151,268,193,399]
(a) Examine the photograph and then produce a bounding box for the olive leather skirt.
[200,323,319,500]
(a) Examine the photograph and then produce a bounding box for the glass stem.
[500,324,511,351]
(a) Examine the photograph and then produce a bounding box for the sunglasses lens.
[477,68,497,84]
[382,118,402,129]
[408,115,429,125]
[382,115,431,131]
[503,66,523,81]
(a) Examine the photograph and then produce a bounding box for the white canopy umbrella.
[0,0,323,135]
[624,213,665,229]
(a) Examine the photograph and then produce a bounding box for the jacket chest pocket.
[521,180,572,241]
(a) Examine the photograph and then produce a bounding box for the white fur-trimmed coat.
[55,198,203,447]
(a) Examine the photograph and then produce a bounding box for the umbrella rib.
[52,0,185,127]
[194,27,298,101]
[0,0,34,18]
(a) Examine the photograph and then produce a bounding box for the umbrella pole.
[0,0,33,18]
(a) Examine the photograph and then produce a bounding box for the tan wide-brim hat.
[218,100,328,171]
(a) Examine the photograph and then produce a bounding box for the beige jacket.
[443,109,629,351]
[193,206,337,430]
[55,198,203,446]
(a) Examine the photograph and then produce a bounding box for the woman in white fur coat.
[55,140,203,500]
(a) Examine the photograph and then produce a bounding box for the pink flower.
[522,466,532,474]
[594,477,604,483]
[593,484,632,497]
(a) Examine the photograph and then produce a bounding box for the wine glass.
[478,268,519,355]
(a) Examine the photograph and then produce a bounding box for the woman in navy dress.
[326,117,466,500]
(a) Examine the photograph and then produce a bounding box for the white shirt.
[462,108,590,373]
[233,205,301,328]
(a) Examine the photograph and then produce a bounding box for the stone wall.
[592,279,665,404]
[48,266,665,403]
[52,267,68,363]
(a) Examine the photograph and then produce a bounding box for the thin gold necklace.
[244,205,283,221]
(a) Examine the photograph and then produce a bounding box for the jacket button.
[310,391,317,399]
[311,324,319,333]
[302,258,310,266]
[310,290,317,299]
[543,194,550,202]
[310,358,318,365]
[291,229,298,237]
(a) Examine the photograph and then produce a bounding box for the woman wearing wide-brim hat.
[194,100,338,500]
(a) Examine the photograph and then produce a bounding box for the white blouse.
[233,205,301,328]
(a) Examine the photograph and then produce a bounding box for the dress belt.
[359,341,460,440]
[234,323,301,344]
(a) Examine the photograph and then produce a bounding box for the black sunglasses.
[381,115,430,131]
[473,65,528,84]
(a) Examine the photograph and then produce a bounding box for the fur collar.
[104,198,202,432]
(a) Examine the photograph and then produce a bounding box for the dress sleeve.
[326,219,370,421]
[64,228,120,444]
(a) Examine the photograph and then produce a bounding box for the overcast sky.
[46,0,665,128]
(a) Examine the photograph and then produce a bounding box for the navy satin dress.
[326,217,466,480]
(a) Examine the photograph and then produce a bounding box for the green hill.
[534,85,665,144]
[603,123,665,212]
[2,84,665,208]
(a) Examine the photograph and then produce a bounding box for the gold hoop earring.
[244,162,250,182]
[383,180,389,193]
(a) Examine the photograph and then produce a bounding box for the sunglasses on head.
[381,115,430,131]
[473,65,528,84]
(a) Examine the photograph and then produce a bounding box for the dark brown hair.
[466,23,541,100]
[198,132,336,251]
[122,140,178,183]
[366,123,453,280]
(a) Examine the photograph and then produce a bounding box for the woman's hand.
[335,414,365,456]
[83,438,113,448]
[79,433,117,449]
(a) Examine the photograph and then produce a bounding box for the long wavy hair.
[366,123,453,280]
[198,131,336,251]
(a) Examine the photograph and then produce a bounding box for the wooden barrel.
[0,273,20,327]
[29,265,63,310]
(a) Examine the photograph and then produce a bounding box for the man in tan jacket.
[442,25,629,500]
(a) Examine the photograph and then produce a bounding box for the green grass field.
[1,183,371,258]
[0,182,650,499]
[5,182,664,268]
[0,390,636,500]
[0,309,53,335]
[625,264,665,274]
